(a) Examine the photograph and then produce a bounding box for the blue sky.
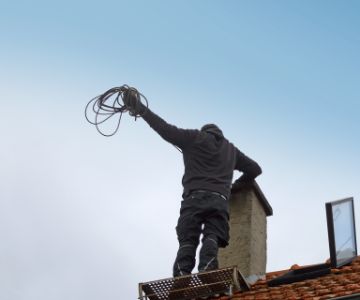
[1,1,359,299]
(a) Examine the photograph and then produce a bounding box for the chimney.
[218,181,273,281]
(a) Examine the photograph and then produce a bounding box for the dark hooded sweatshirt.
[142,108,262,199]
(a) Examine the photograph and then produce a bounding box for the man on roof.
[124,91,262,277]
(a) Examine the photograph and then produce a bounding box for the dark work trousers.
[173,191,229,277]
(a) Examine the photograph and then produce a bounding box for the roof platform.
[138,266,250,300]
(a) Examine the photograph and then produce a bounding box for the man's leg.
[173,240,198,277]
[198,233,219,272]
[173,198,202,277]
[198,194,229,272]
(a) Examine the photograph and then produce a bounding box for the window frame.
[326,197,358,268]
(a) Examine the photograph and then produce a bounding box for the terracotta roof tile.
[227,256,360,300]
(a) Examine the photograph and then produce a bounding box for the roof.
[218,256,360,300]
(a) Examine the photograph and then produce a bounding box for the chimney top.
[231,181,273,216]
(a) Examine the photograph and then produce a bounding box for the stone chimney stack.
[218,181,273,280]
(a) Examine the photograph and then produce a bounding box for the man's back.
[182,131,238,199]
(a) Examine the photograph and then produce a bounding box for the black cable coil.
[85,85,148,136]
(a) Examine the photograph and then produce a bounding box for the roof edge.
[253,181,273,216]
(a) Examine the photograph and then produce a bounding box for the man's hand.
[123,88,146,116]
[231,179,253,193]
[123,89,138,112]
